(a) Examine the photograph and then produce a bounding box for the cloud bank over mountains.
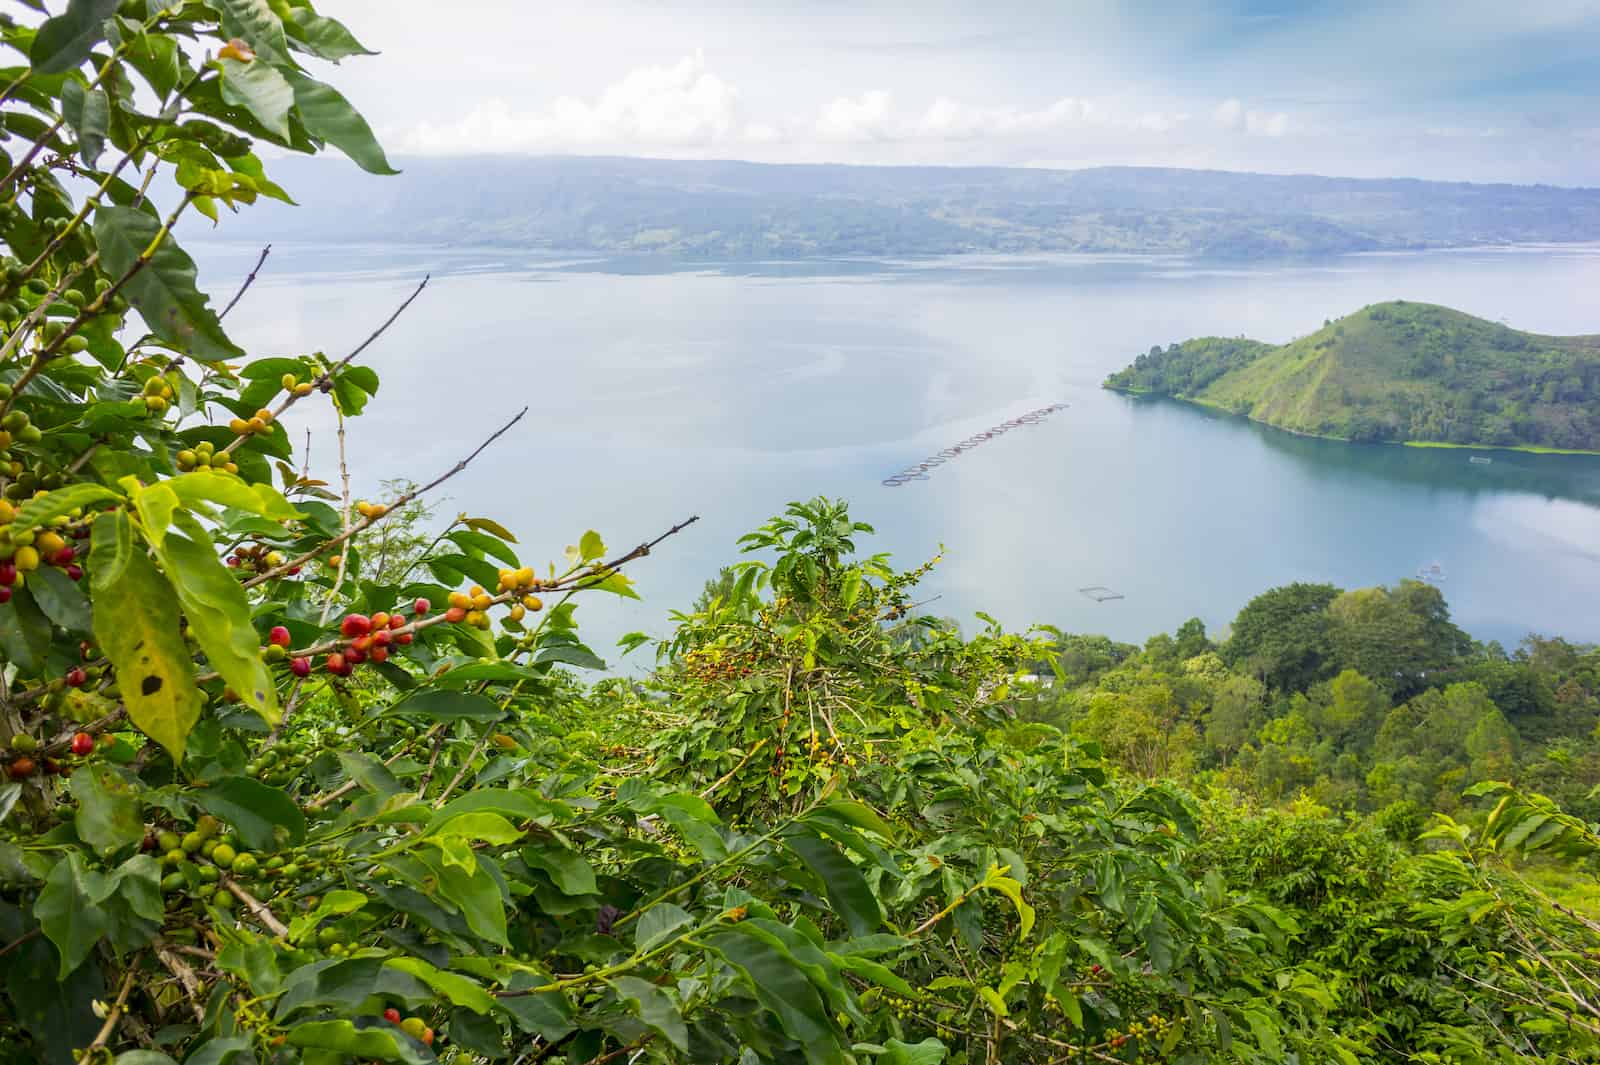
[397,52,1295,165]
[320,1,1600,185]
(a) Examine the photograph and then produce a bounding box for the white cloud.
[1213,97,1290,137]
[400,52,756,153]
[814,90,896,141]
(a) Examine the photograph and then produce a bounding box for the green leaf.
[35,853,111,978]
[784,831,882,937]
[30,0,119,74]
[152,514,278,725]
[219,57,293,140]
[112,1054,179,1065]
[284,7,377,61]
[12,483,121,534]
[416,846,508,946]
[60,80,109,166]
[620,788,726,861]
[0,587,53,675]
[287,889,368,945]
[285,1019,434,1064]
[93,206,240,362]
[883,1038,948,1065]
[609,975,688,1052]
[705,925,837,1054]
[384,689,503,722]
[90,512,202,761]
[578,530,605,561]
[520,845,597,897]
[447,529,520,567]
[387,957,495,1015]
[28,566,91,634]
[68,765,144,858]
[215,0,291,65]
[284,70,398,175]
[427,789,567,832]
[168,470,299,520]
[635,903,694,952]
[190,775,306,851]
[532,641,606,671]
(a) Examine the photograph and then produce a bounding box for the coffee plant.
[0,4,1595,1065]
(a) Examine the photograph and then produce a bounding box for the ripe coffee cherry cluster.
[323,609,415,676]
[139,374,174,417]
[227,406,275,438]
[0,497,89,603]
[175,438,240,475]
[382,1008,435,1046]
[226,541,287,574]
[279,372,315,397]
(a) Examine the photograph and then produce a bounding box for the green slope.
[1105,301,1600,450]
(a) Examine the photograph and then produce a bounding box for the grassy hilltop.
[1106,301,1600,450]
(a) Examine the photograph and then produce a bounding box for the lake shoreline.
[1105,386,1600,457]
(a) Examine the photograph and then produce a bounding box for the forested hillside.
[1106,302,1600,450]
[0,7,1597,1065]
[227,155,1600,260]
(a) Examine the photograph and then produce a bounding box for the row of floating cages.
[1078,585,1125,602]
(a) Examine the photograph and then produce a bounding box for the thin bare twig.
[243,406,528,588]
[218,244,271,320]
[218,274,429,458]
[316,410,354,628]
[154,945,208,1022]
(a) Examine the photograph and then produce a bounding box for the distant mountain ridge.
[228,155,1600,260]
[1105,302,1600,451]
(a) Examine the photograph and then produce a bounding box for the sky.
[310,1,1600,186]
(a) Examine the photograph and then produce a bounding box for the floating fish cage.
[1417,562,1445,583]
[1469,456,1493,465]
[1078,586,1125,602]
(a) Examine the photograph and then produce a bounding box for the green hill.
[1105,301,1600,450]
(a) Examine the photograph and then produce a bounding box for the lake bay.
[195,241,1600,658]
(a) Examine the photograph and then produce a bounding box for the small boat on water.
[1469,456,1493,465]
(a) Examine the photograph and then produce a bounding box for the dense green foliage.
[0,9,1596,1065]
[1106,301,1600,450]
[1027,580,1599,823]
[233,157,1600,261]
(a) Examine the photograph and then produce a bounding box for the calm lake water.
[193,241,1600,660]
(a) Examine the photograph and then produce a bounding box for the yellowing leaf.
[131,481,179,546]
[980,865,1035,940]
[90,513,202,761]
[151,513,279,726]
[463,516,518,543]
[426,811,524,846]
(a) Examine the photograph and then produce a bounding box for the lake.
[192,240,1600,660]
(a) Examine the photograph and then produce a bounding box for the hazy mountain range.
[235,155,1600,260]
